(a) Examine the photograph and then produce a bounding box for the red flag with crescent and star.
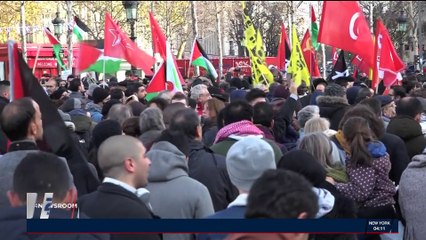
[104,12,154,75]
[318,1,375,67]
[373,18,405,89]
[301,30,321,77]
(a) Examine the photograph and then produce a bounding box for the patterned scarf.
[214,120,264,144]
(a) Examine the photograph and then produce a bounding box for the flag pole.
[102,55,106,82]
[32,45,41,74]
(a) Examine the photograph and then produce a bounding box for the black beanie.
[91,119,123,148]
[277,149,326,188]
[92,87,110,104]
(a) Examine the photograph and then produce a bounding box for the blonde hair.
[304,117,330,134]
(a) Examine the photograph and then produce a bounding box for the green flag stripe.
[311,22,319,50]
[145,92,159,102]
[73,26,83,41]
[192,56,217,77]
[53,44,66,69]
[83,59,122,74]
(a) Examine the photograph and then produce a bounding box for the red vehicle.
[0,43,279,80]
[0,43,78,80]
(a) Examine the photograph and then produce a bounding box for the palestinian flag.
[73,16,91,41]
[146,41,183,101]
[43,27,66,70]
[8,40,100,195]
[311,5,320,51]
[190,38,218,79]
[76,40,123,74]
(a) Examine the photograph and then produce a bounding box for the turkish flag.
[301,30,321,77]
[318,1,375,67]
[351,54,370,75]
[373,19,405,88]
[104,12,154,75]
[332,47,339,65]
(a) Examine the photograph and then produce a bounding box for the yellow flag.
[242,1,274,86]
[288,25,311,87]
[255,30,274,85]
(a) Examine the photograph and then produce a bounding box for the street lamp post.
[52,12,64,76]
[397,10,407,61]
[122,1,139,77]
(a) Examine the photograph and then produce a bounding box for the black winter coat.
[316,96,350,131]
[387,116,426,159]
[188,140,239,211]
[78,183,162,240]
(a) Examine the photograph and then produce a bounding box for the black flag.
[8,41,100,196]
[328,50,350,82]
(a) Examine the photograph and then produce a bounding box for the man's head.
[396,97,423,122]
[245,88,266,106]
[190,84,211,104]
[297,105,320,128]
[324,83,346,98]
[170,108,201,140]
[8,152,76,207]
[0,81,10,100]
[136,84,147,100]
[312,78,327,93]
[253,102,274,128]
[92,87,110,105]
[98,135,151,188]
[0,97,43,141]
[226,137,276,193]
[171,92,188,107]
[66,75,75,82]
[68,78,83,93]
[223,100,254,126]
[245,169,318,220]
[45,79,58,95]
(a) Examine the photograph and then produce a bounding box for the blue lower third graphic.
[27,219,399,234]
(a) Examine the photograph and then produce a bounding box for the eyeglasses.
[45,85,54,88]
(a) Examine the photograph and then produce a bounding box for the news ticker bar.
[27,219,398,234]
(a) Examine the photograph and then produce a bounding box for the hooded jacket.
[146,141,214,240]
[86,102,103,123]
[386,115,426,159]
[399,154,426,240]
[316,95,350,131]
[335,141,396,208]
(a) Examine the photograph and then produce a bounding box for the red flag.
[332,47,339,65]
[301,30,321,77]
[318,1,375,66]
[75,43,102,73]
[149,12,167,60]
[104,12,154,75]
[148,12,185,84]
[146,62,166,93]
[8,41,99,195]
[351,54,370,75]
[277,23,291,72]
[373,19,405,88]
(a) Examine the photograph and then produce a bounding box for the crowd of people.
[0,67,425,240]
